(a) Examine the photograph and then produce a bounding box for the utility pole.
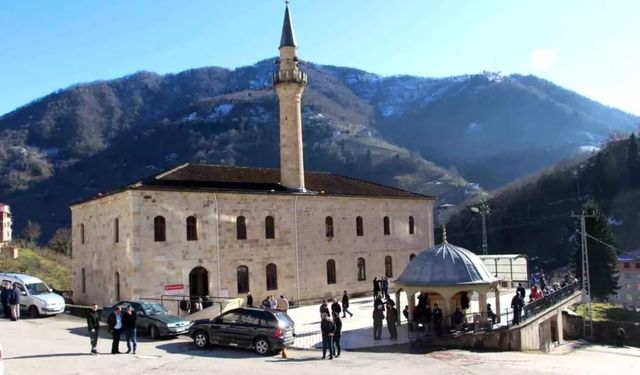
[571,211,595,339]
[471,201,491,255]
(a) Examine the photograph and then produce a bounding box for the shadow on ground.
[65,325,183,343]
[155,341,280,359]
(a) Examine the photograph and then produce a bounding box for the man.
[511,294,524,325]
[516,283,526,300]
[372,277,380,299]
[107,306,124,354]
[452,308,464,330]
[1,282,11,319]
[432,303,443,337]
[386,303,398,339]
[10,283,21,321]
[319,300,330,318]
[123,305,138,354]
[330,298,341,317]
[86,303,101,354]
[616,326,626,348]
[341,291,353,318]
[382,277,390,299]
[372,304,384,340]
[320,313,335,359]
[487,303,496,326]
[277,295,289,312]
[246,292,253,307]
[179,296,191,316]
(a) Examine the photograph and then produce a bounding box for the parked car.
[0,273,65,318]
[189,307,295,355]
[100,300,192,339]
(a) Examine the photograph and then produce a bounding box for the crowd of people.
[85,303,138,355]
[0,281,21,321]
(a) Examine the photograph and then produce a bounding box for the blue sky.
[1,0,639,116]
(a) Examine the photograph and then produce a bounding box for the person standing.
[511,294,524,325]
[330,298,341,317]
[372,277,380,299]
[1,282,11,319]
[86,303,101,354]
[372,304,385,340]
[320,313,335,359]
[616,326,626,348]
[319,300,330,318]
[341,291,353,318]
[107,306,124,354]
[123,305,138,354]
[179,297,191,316]
[432,303,443,337]
[382,277,390,299]
[386,303,398,339]
[332,312,342,358]
[246,292,253,307]
[277,295,289,312]
[269,295,277,310]
[10,283,21,321]
[516,283,526,300]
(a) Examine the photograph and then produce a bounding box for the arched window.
[409,216,415,235]
[186,216,198,241]
[326,259,337,284]
[385,255,393,278]
[409,253,416,262]
[115,271,121,300]
[383,216,390,236]
[80,223,85,244]
[357,257,366,281]
[266,263,278,290]
[325,216,334,238]
[237,216,247,240]
[114,218,119,243]
[154,216,166,242]
[265,216,275,239]
[237,266,249,293]
[81,268,86,294]
[356,216,364,236]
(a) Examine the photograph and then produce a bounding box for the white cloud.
[531,48,556,71]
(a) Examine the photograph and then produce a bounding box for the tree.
[22,220,42,245]
[627,133,640,187]
[571,200,620,300]
[48,228,72,256]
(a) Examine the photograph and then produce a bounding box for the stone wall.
[72,189,433,307]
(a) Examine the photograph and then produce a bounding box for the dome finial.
[442,224,448,243]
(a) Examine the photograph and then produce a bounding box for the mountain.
[0,59,637,240]
[444,134,640,271]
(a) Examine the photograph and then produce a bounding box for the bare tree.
[22,220,42,246]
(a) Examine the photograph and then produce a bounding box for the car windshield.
[141,303,168,315]
[25,282,50,295]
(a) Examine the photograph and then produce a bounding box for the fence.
[139,294,235,317]
[523,281,578,319]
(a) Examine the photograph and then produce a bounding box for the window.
[237,265,249,294]
[114,218,120,243]
[357,257,366,281]
[356,216,364,237]
[237,216,247,240]
[383,216,390,236]
[265,216,275,239]
[636,263,640,269]
[385,255,393,278]
[325,216,334,238]
[154,216,166,242]
[624,263,630,269]
[409,253,416,261]
[81,268,86,294]
[115,271,121,301]
[326,259,337,284]
[266,263,278,290]
[220,312,241,324]
[80,223,85,244]
[186,216,198,241]
[408,216,415,235]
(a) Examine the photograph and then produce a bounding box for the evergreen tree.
[627,133,640,186]
[570,200,620,300]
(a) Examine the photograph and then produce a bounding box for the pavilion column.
[556,310,564,344]
[396,290,402,325]
[479,292,488,323]
[407,291,416,330]
[494,287,501,324]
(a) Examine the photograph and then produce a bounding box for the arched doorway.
[189,266,209,298]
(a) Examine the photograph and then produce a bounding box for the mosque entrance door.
[189,266,209,299]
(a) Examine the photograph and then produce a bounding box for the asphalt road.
[1,313,638,375]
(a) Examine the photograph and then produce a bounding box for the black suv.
[189,307,295,355]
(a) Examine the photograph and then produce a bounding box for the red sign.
[164,284,184,291]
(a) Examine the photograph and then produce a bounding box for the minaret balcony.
[272,69,308,86]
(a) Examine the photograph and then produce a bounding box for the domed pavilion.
[394,237,501,326]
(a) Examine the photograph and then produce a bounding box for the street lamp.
[471,201,491,255]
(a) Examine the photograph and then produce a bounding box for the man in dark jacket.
[372,277,380,298]
[86,303,100,354]
[10,283,21,321]
[432,303,443,337]
[330,298,341,316]
[372,304,385,340]
[246,292,253,307]
[320,313,335,359]
[516,283,526,300]
[0,282,11,319]
[123,305,138,354]
[332,312,342,357]
[106,306,123,354]
[511,294,524,325]
[319,300,330,318]
[386,303,398,339]
[341,290,353,318]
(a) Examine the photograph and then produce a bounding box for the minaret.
[273,1,307,191]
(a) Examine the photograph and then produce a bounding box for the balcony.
[272,69,308,86]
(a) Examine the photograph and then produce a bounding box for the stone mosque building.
[71,4,434,307]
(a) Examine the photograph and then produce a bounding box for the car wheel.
[149,325,160,340]
[193,331,209,349]
[254,337,270,355]
[29,305,40,318]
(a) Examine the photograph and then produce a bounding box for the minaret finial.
[280,0,297,48]
[442,225,448,243]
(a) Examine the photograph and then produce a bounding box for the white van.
[0,273,65,317]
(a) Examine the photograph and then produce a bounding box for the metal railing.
[523,281,579,319]
[139,294,235,317]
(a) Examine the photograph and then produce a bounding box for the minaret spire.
[273,1,307,192]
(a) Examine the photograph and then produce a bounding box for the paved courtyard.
[1,313,639,375]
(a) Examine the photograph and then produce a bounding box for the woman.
[332,312,342,357]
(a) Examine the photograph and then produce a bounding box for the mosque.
[70,3,434,307]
